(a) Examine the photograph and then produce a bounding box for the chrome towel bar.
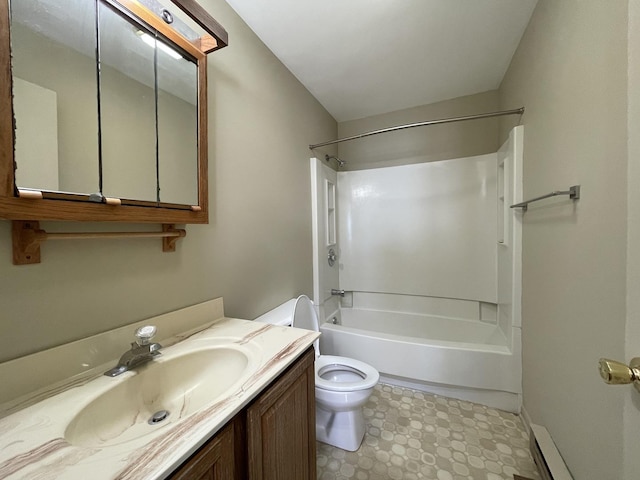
[510,185,581,211]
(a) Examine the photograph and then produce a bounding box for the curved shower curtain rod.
[309,107,525,150]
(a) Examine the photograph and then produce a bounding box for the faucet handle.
[135,325,157,346]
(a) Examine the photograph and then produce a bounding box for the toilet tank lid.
[254,298,297,326]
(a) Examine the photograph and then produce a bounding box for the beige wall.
[333,90,500,170]
[0,0,336,362]
[499,1,628,478]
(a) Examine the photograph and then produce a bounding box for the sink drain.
[148,410,170,425]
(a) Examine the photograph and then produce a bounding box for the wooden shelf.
[11,220,186,265]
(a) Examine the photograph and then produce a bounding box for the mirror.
[99,2,159,203]
[157,37,199,206]
[98,2,198,205]
[11,0,200,205]
[11,0,100,195]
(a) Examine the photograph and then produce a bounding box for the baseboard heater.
[530,424,574,480]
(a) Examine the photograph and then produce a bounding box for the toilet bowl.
[255,295,379,451]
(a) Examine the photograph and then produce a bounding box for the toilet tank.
[254,299,296,326]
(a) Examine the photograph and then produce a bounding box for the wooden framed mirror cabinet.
[0,0,227,226]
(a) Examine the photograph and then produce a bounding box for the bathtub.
[319,307,522,412]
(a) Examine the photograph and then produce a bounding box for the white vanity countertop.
[0,317,319,479]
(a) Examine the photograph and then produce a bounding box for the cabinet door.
[169,421,235,480]
[247,348,316,480]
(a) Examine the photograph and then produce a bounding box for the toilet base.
[316,404,366,451]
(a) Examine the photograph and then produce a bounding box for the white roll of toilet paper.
[254,298,297,326]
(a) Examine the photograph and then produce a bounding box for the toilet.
[255,295,379,451]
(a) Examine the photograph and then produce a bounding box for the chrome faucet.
[331,289,345,297]
[104,325,163,377]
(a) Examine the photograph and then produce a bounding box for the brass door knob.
[599,357,640,392]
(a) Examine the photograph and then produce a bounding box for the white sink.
[64,346,251,447]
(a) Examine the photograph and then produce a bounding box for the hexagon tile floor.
[316,383,540,480]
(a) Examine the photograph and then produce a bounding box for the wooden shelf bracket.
[11,221,186,265]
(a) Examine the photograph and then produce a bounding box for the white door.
[623,3,640,475]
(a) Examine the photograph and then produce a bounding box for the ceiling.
[224,0,538,122]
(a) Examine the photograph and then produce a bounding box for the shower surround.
[311,127,523,412]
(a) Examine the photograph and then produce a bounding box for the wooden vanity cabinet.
[246,346,317,480]
[169,421,235,480]
[168,347,316,480]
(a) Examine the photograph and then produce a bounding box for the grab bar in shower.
[510,185,580,211]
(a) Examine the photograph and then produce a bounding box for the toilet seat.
[315,355,379,392]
